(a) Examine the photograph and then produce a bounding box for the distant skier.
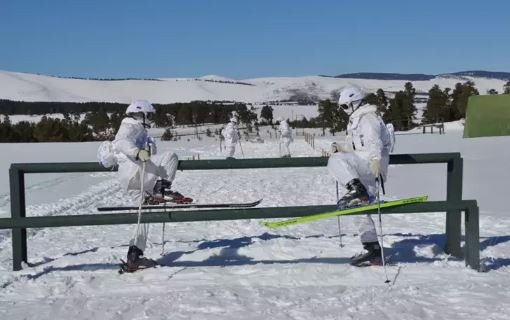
[327,86,393,267]
[111,99,189,270]
[221,113,240,159]
[277,117,293,158]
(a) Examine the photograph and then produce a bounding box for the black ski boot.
[337,179,370,209]
[351,242,382,267]
[120,245,157,273]
[154,179,192,204]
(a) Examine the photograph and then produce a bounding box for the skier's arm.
[360,114,384,162]
[113,122,139,158]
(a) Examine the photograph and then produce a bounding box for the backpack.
[97,141,118,168]
[385,123,396,153]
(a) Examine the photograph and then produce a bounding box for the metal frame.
[2,153,478,271]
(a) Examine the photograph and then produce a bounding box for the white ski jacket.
[222,122,240,145]
[113,117,157,190]
[345,104,392,180]
[279,120,293,140]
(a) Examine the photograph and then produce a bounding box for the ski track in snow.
[1,130,510,319]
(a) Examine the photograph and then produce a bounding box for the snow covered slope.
[0,70,507,104]
[0,126,509,319]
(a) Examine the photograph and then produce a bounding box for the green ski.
[261,195,428,229]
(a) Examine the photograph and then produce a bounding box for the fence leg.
[445,158,463,258]
[464,204,480,271]
[10,167,27,271]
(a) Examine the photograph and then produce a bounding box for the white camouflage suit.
[113,117,179,251]
[278,119,293,157]
[327,104,392,244]
[222,120,240,158]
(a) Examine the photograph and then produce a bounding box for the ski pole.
[238,134,245,158]
[376,177,390,284]
[336,181,343,247]
[278,134,282,157]
[133,161,146,245]
[161,221,166,256]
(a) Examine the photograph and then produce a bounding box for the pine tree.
[260,105,274,124]
[423,85,449,124]
[384,83,416,131]
[318,99,336,135]
[450,81,479,120]
[365,89,388,113]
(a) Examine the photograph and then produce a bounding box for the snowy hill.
[0,70,507,104]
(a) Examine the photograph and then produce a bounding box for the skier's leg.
[284,138,291,157]
[327,152,361,186]
[351,214,381,266]
[130,223,149,252]
[359,214,378,244]
[226,142,236,158]
[328,153,370,207]
[149,152,178,181]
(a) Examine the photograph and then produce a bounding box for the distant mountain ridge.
[0,69,507,104]
[332,70,510,81]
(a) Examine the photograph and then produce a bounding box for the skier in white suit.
[222,114,240,159]
[327,86,393,266]
[112,99,187,269]
[277,117,293,158]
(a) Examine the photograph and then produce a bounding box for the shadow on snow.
[14,232,510,281]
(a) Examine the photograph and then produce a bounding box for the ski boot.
[154,179,193,204]
[337,179,370,209]
[120,245,157,273]
[143,193,166,205]
[350,242,382,267]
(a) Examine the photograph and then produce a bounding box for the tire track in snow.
[0,177,126,249]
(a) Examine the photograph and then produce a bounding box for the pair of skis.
[98,199,263,212]
[100,196,427,225]
[108,195,427,274]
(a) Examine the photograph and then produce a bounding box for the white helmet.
[126,100,155,124]
[126,99,155,116]
[338,86,366,112]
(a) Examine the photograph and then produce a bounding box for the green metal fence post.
[464,203,480,271]
[9,166,27,271]
[445,157,463,257]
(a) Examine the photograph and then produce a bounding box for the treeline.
[423,80,510,124]
[289,79,502,133]
[291,82,418,133]
[0,101,256,142]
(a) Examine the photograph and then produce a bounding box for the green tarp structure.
[463,94,510,138]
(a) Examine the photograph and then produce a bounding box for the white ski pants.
[118,152,178,251]
[281,137,292,156]
[225,141,236,157]
[328,152,380,244]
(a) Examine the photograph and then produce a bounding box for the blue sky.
[1,0,509,79]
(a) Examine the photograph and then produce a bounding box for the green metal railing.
[1,153,479,271]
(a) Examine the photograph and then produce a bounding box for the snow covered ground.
[0,125,509,319]
[0,69,507,104]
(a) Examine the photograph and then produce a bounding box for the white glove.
[370,158,381,177]
[136,149,150,162]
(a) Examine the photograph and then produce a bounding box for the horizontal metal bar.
[0,200,476,229]
[10,153,461,174]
